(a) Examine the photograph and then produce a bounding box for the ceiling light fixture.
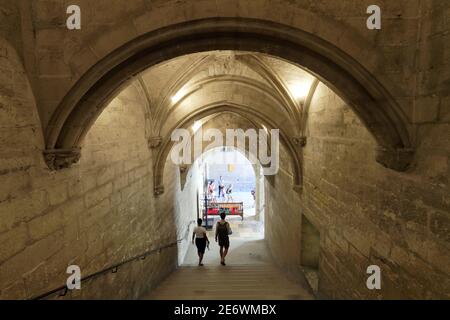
[290,82,311,100]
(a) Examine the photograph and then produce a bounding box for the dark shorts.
[218,235,230,249]
[196,238,207,254]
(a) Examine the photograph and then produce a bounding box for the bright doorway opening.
[182,147,266,266]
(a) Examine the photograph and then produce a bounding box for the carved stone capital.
[293,184,302,193]
[43,148,81,171]
[154,185,165,196]
[148,136,162,149]
[292,136,307,147]
[376,147,414,172]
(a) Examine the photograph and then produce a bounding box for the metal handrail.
[31,220,196,300]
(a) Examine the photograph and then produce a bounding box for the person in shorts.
[215,212,232,266]
[192,218,209,266]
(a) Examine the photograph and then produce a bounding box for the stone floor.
[183,216,265,266]
[144,217,314,300]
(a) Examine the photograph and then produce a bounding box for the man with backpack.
[215,211,232,265]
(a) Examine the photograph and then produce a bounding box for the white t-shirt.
[193,226,207,239]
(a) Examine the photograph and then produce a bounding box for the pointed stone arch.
[152,104,301,196]
[156,74,297,138]
[44,18,413,172]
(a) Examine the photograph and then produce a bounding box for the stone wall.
[264,80,449,299]
[300,216,320,269]
[300,83,449,299]
[264,144,302,273]
[157,158,199,265]
[0,1,22,58]
[415,0,450,125]
[20,0,428,129]
[0,39,178,299]
[0,0,448,301]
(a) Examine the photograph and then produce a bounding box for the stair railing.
[31,220,196,300]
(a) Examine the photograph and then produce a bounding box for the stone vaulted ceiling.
[133,51,318,138]
[123,51,320,192]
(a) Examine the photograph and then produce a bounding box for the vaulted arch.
[152,105,301,195]
[44,18,413,172]
[173,113,265,192]
[237,54,302,130]
[151,55,216,132]
[156,75,298,138]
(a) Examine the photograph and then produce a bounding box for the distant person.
[192,218,209,266]
[208,180,216,204]
[226,184,233,202]
[218,176,225,199]
[251,189,256,208]
[215,212,232,265]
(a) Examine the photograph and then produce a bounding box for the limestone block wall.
[0,39,178,299]
[414,0,450,125]
[264,80,449,299]
[300,83,449,299]
[19,0,430,128]
[300,217,320,269]
[157,158,199,265]
[176,162,203,264]
[0,1,22,58]
[264,145,302,274]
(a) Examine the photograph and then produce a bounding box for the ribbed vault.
[136,51,312,194]
[44,19,413,179]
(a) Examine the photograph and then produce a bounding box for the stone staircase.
[145,219,314,300]
[145,264,314,300]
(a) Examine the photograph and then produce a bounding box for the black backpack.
[217,221,231,236]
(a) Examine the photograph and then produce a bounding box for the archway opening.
[180,146,266,266]
[46,19,413,174]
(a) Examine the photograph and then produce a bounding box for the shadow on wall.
[300,216,320,294]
